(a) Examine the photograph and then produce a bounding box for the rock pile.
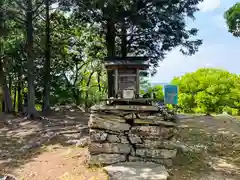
[51,104,85,112]
[88,105,179,167]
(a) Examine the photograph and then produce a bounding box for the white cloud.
[198,0,221,12]
[151,43,239,83]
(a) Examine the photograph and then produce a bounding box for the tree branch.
[15,0,27,11]
[33,0,44,14]
[1,7,26,24]
[63,72,72,87]
[33,7,45,20]
[87,71,95,87]
[12,15,26,24]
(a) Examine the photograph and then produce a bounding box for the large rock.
[89,114,130,132]
[89,129,108,142]
[97,114,126,123]
[131,126,176,139]
[89,143,132,154]
[88,154,126,165]
[135,148,177,159]
[136,139,177,149]
[103,162,169,180]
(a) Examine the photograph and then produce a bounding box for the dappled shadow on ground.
[170,115,240,180]
[0,111,89,176]
[2,112,240,180]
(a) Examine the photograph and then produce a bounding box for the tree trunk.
[43,0,51,114]
[74,93,80,105]
[0,74,13,113]
[2,101,4,112]
[0,62,13,113]
[0,0,4,112]
[106,19,116,57]
[85,72,94,110]
[26,0,39,119]
[0,61,3,112]
[121,20,127,57]
[8,75,12,93]
[97,71,101,92]
[0,0,6,37]
[3,82,13,113]
[106,19,116,98]
[17,79,23,113]
[13,85,17,111]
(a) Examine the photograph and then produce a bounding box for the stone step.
[103,162,169,180]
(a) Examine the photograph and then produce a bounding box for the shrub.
[222,106,232,115]
[231,108,239,116]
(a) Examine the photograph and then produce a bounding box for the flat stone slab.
[103,162,169,180]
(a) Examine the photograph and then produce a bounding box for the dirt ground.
[0,112,107,180]
[170,115,240,180]
[0,112,240,180]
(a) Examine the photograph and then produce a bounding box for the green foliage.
[224,3,240,37]
[60,0,203,74]
[178,93,194,113]
[173,68,240,115]
[5,0,240,116]
[2,6,107,112]
[140,79,164,101]
[148,85,164,101]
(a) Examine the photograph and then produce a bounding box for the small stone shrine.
[88,57,179,168]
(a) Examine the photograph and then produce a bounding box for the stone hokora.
[88,114,130,132]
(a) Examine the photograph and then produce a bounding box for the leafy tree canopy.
[59,0,203,73]
[172,68,240,114]
[224,2,240,37]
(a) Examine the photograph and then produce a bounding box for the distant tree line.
[143,68,240,115]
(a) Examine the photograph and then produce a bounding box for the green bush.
[231,108,239,116]
[194,107,205,114]
[222,106,232,115]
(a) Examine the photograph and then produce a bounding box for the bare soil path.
[0,112,240,180]
[0,112,107,180]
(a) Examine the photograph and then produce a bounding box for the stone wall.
[88,105,179,167]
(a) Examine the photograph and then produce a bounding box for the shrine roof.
[104,57,150,69]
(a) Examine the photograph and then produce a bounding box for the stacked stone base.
[88,105,178,167]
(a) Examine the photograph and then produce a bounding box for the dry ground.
[170,115,240,180]
[0,112,107,180]
[0,112,240,180]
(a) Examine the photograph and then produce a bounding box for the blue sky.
[151,0,240,83]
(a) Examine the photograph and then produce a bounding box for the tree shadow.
[0,111,90,176]
[170,116,240,180]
